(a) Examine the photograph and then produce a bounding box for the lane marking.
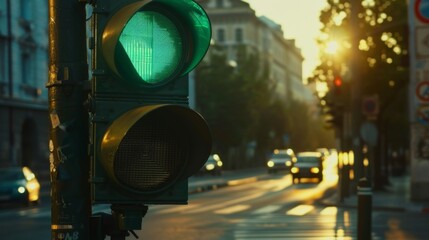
[214,205,250,215]
[320,206,338,216]
[186,192,263,214]
[252,205,281,215]
[156,204,201,214]
[286,204,314,216]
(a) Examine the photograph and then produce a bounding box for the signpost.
[416,81,429,102]
[362,95,379,120]
[409,0,429,200]
[415,27,429,58]
[415,0,429,23]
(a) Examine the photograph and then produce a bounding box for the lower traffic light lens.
[114,110,188,192]
[101,105,212,194]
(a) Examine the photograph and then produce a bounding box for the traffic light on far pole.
[333,76,343,95]
[324,104,344,129]
[90,0,212,206]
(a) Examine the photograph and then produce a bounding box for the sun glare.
[325,41,340,55]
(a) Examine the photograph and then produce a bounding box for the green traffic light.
[103,0,211,87]
[119,10,183,85]
[92,0,213,204]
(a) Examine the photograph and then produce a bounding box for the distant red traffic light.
[334,77,342,87]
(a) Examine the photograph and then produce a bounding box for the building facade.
[0,0,49,171]
[196,0,313,104]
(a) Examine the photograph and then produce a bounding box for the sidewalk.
[322,174,429,213]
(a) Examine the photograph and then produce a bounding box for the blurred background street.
[1,154,429,239]
[1,0,429,239]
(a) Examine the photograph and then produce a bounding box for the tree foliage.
[196,45,336,168]
[309,0,409,186]
[195,45,272,155]
[309,0,408,132]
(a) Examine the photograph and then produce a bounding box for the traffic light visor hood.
[102,0,211,86]
[100,105,212,194]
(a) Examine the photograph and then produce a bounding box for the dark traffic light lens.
[114,111,189,192]
[100,105,212,195]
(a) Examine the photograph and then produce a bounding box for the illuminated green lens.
[119,11,182,84]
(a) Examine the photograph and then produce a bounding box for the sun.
[325,40,340,55]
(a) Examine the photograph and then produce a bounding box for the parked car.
[291,152,324,183]
[0,166,41,205]
[199,154,223,176]
[267,149,295,174]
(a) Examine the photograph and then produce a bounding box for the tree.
[309,0,409,188]
[195,45,272,168]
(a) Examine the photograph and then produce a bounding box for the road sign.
[360,122,378,147]
[415,0,429,23]
[417,105,429,125]
[416,81,429,102]
[416,27,429,58]
[362,95,379,119]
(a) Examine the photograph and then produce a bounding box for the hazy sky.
[243,0,328,80]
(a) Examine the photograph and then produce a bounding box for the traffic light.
[323,104,344,129]
[89,0,212,205]
[333,76,343,95]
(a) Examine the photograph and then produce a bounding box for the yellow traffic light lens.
[119,10,182,85]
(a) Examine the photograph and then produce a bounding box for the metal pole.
[6,0,15,166]
[357,178,372,240]
[47,0,90,239]
[350,0,364,187]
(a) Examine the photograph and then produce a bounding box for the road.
[135,155,340,239]
[1,155,429,239]
[138,175,339,239]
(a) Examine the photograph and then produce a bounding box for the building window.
[216,0,224,8]
[217,29,225,43]
[0,38,5,83]
[235,28,243,43]
[21,52,31,84]
[20,0,32,20]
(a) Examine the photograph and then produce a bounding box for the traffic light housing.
[89,0,212,205]
[320,92,344,129]
[323,104,344,129]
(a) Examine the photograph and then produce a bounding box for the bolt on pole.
[47,0,90,239]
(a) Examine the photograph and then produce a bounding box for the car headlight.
[291,167,299,174]
[206,164,215,171]
[26,180,40,192]
[217,161,223,167]
[310,167,320,174]
[267,161,274,168]
[17,186,26,194]
[286,161,292,167]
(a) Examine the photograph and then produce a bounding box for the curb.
[189,175,266,194]
[319,192,429,213]
[39,172,270,197]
